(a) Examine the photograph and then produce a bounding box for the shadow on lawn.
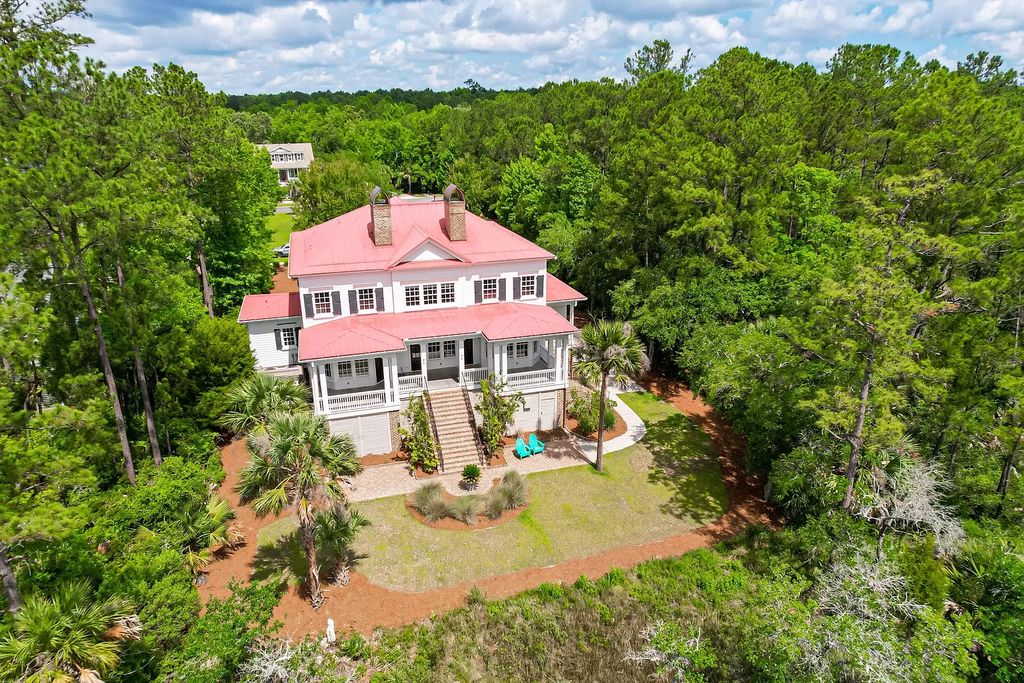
[645,413,726,521]
[251,529,368,594]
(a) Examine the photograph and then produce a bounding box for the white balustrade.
[325,389,388,413]
[460,367,489,387]
[397,374,425,397]
[504,368,558,390]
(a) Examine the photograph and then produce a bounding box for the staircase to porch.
[427,388,484,472]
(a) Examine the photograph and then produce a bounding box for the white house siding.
[511,389,561,434]
[246,319,300,369]
[327,411,394,455]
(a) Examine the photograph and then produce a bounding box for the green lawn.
[254,391,728,592]
[266,212,294,258]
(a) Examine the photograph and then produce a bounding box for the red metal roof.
[238,292,301,322]
[299,303,577,361]
[545,274,587,302]
[289,198,553,277]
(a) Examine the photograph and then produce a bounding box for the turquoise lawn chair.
[528,433,546,454]
[515,437,532,459]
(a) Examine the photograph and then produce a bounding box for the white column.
[317,361,330,414]
[457,336,466,384]
[389,354,400,403]
[419,344,428,387]
[553,338,563,381]
[309,364,322,412]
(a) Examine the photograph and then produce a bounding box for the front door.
[463,338,474,365]
[410,344,421,373]
[375,358,384,384]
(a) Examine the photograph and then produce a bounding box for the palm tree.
[238,411,363,608]
[180,495,246,576]
[218,372,310,436]
[573,320,649,472]
[0,581,140,683]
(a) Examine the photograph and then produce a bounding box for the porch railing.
[325,388,389,413]
[460,367,490,387]
[397,374,425,397]
[505,368,558,391]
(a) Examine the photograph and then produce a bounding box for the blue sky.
[66,1,1024,94]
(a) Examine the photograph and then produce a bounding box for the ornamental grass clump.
[497,470,527,509]
[412,482,448,522]
[450,495,481,525]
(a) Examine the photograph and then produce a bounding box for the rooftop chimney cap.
[443,184,465,203]
[370,186,389,205]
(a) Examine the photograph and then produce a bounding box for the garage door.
[329,413,392,455]
[539,394,557,430]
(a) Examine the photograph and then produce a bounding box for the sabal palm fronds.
[180,496,245,575]
[0,581,139,683]
[238,411,363,608]
[573,320,649,471]
[218,373,310,435]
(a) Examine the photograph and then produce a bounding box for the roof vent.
[443,184,466,241]
[370,186,392,246]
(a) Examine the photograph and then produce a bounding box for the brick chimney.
[443,184,466,241]
[370,186,391,246]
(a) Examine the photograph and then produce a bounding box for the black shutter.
[536,274,545,298]
[302,293,313,319]
[348,289,358,314]
[513,276,521,299]
[331,290,342,315]
[498,278,507,301]
[274,328,283,350]
[474,280,483,303]
[375,287,384,312]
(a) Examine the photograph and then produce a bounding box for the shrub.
[477,375,524,454]
[568,387,616,435]
[497,470,527,509]
[450,496,481,525]
[461,464,482,487]
[412,483,448,522]
[400,394,440,473]
[483,493,508,520]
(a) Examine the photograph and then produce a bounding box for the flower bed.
[406,471,527,530]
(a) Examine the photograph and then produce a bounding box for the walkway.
[345,386,645,502]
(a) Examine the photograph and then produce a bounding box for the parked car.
[273,244,290,257]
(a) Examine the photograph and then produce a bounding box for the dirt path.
[199,381,778,639]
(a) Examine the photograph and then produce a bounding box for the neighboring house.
[259,142,314,190]
[238,185,586,465]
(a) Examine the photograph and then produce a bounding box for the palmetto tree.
[218,372,310,436]
[0,582,140,683]
[574,320,649,472]
[180,496,246,576]
[238,411,363,608]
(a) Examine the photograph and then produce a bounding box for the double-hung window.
[443,340,456,358]
[405,285,420,307]
[357,287,376,312]
[324,362,333,378]
[520,275,537,297]
[423,284,438,306]
[280,327,297,348]
[440,282,455,303]
[428,342,441,360]
[354,359,369,376]
[482,278,498,301]
[506,344,514,360]
[516,342,529,358]
[313,291,332,316]
[338,361,353,378]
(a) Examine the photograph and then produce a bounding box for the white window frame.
[312,290,332,316]
[287,168,298,179]
[357,287,376,312]
[338,361,353,378]
[279,327,297,349]
[423,284,438,306]
[516,342,529,358]
[405,285,421,307]
[520,274,537,298]
[443,340,456,358]
[354,359,369,376]
[482,278,498,301]
[506,344,514,359]
[324,362,332,378]
[428,342,441,360]
[440,282,455,304]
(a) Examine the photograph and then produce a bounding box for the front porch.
[309,332,572,416]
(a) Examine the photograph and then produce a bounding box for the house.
[237,185,586,468]
[259,142,314,189]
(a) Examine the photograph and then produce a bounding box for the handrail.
[422,390,444,472]
[462,388,486,467]
[325,388,389,413]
